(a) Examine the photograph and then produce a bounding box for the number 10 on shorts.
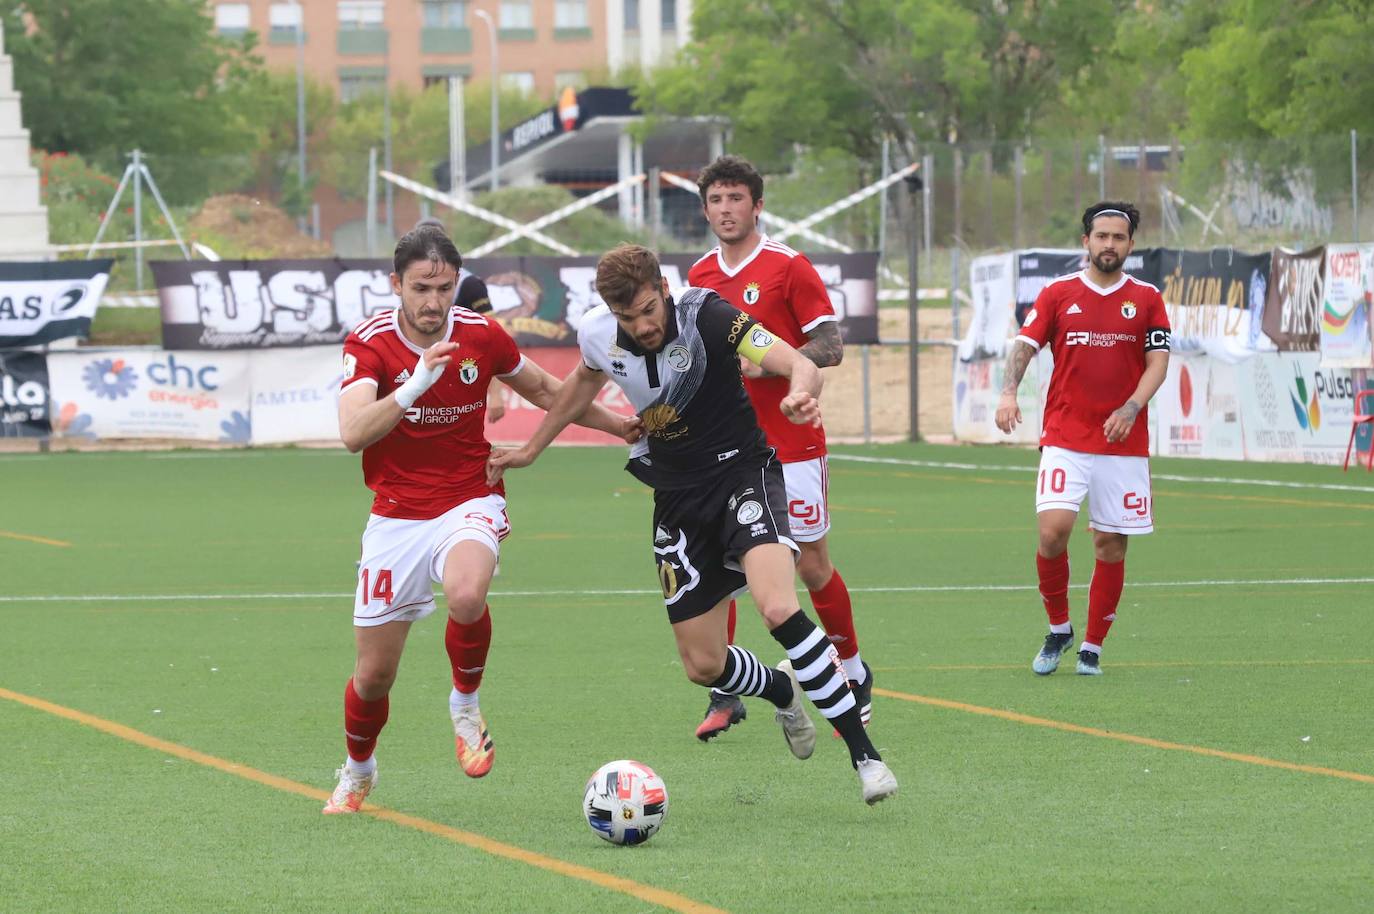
[360,568,394,605]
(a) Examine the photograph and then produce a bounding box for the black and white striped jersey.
[577,287,770,490]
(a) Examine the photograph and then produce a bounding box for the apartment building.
[211,1,692,101]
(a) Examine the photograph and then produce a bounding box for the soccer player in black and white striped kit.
[488,244,897,804]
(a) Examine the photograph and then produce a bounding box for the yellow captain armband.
[736,324,778,366]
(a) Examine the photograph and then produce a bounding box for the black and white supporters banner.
[0,351,52,437]
[0,260,113,349]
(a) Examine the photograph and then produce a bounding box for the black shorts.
[650,453,798,624]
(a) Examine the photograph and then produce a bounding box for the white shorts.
[1035,446,1154,535]
[353,494,510,627]
[782,456,830,543]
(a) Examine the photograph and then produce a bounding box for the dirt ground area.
[822,307,958,443]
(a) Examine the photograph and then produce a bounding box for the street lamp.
[473,8,499,191]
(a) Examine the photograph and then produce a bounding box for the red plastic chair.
[1345,389,1374,472]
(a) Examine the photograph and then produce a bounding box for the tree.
[636,0,1118,164]
[2,0,263,201]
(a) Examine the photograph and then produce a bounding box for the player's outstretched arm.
[487,362,609,484]
[1104,349,1169,443]
[339,340,457,452]
[502,359,641,441]
[754,335,822,427]
[994,339,1035,433]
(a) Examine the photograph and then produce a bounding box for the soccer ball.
[582,759,668,846]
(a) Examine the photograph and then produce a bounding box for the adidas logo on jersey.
[1066,303,1083,315]
[394,369,411,384]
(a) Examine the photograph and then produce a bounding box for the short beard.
[1091,251,1123,274]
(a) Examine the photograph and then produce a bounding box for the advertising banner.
[0,351,51,437]
[1236,352,1356,463]
[1318,243,1373,368]
[1153,247,1272,361]
[249,347,345,445]
[952,348,1049,445]
[154,253,881,352]
[1262,246,1324,351]
[958,253,1017,361]
[48,349,252,441]
[1153,355,1245,460]
[1013,249,1083,327]
[0,260,113,348]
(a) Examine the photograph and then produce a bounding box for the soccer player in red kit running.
[995,202,1170,676]
[323,221,638,814]
[687,155,872,740]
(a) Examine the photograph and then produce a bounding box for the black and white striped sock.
[709,644,792,707]
[771,610,880,766]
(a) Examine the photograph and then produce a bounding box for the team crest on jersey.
[665,344,692,372]
[1120,301,1137,319]
[743,282,761,306]
[458,358,480,384]
[342,353,357,379]
[736,500,763,525]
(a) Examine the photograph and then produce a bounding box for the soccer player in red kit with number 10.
[996,202,1170,676]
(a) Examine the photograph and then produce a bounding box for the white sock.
[450,687,479,715]
[1049,622,1072,635]
[841,654,866,684]
[1079,642,1101,655]
[345,755,376,778]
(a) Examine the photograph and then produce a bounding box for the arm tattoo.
[1118,401,1140,420]
[798,322,843,368]
[1000,341,1034,395]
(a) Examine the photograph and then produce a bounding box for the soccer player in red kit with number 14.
[323,221,637,814]
[996,202,1170,676]
[688,155,872,738]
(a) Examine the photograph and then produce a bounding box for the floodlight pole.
[905,169,924,443]
[474,9,499,191]
[293,0,308,233]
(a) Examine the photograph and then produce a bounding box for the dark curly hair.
[1082,201,1140,238]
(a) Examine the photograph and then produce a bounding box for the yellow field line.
[0,686,727,914]
[873,685,1374,785]
[903,658,1374,672]
[0,530,71,547]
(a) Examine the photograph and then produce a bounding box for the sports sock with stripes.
[770,610,880,767]
[708,644,792,708]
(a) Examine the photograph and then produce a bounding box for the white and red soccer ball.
[583,760,668,846]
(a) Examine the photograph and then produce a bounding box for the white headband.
[1093,208,1132,221]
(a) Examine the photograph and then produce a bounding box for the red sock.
[809,569,859,661]
[1036,551,1071,626]
[1085,559,1126,647]
[445,606,492,694]
[726,599,737,645]
[344,678,389,762]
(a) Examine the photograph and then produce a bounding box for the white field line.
[828,453,1374,494]
[3,577,1372,604]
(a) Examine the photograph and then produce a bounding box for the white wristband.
[394,352,444,409]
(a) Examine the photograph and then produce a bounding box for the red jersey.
[1017,271,1171,457]
[341,306,524,519]
[688,236,835,462]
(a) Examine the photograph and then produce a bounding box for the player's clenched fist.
[781,392,821,427]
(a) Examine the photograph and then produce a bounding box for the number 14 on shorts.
[360,568,394,605]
